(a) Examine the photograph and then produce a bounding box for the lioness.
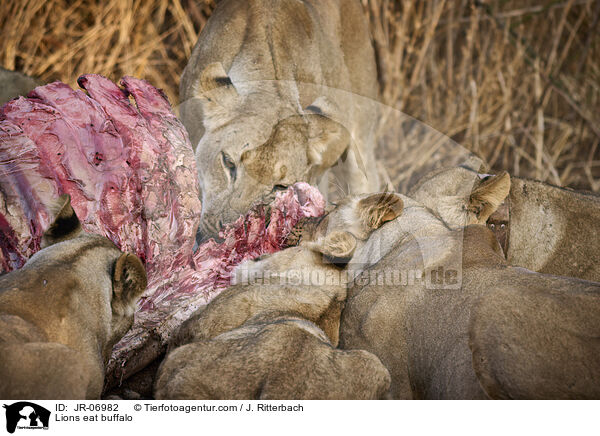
[333,190,600,398]
[0,195,147,399]
[409,166,600,282]
[180,0,385,238]
[153,193,401,400]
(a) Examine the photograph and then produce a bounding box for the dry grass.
[1,0,599,190]
[365,0,600,191]
[0,0,215,104]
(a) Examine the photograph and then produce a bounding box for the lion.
[332,189,600,399]
[153,193,402,400]
[0,195,147,399]
[408,165,600,282]
[179,0,387,238]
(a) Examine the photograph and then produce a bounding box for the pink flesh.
[0,76,325,386]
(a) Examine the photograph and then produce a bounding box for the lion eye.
[221,151,237,182]
[273,184,288,192]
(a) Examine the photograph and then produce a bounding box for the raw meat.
[0,76,325,389]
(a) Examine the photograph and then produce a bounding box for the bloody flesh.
[0,75,325,388]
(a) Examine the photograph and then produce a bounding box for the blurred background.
[1,0,598,190]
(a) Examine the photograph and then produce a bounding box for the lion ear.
[241,116,309,185]
[469,172,511,223]
[306,231,357,266]
[304,97,350,171]
[41,194,83,248]
[357,193,404,230]
[111,253,147,316]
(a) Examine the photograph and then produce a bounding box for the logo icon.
[3,402,50,434]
